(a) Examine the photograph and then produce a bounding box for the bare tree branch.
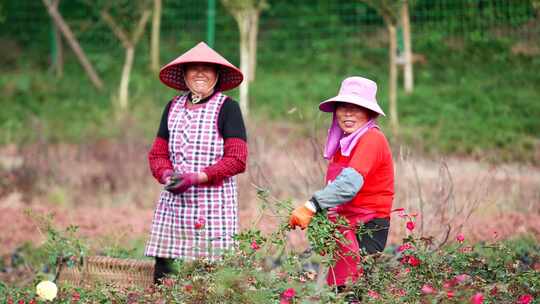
[100,10,130,48]
[42,0,103,90]
[132,9,151,44]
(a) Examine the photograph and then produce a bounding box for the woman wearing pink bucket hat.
[289,76,394,298]
[145,42,248,284]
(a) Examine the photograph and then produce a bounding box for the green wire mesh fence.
[1,0,538,68]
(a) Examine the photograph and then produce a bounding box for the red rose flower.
[402,255,421,267]
[282,288,295,299]
[517,294,533,304]
[280,288,296,304]
[72,291,81,302]
[194,218,205,229]
[406,221,415,231]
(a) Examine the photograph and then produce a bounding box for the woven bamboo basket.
[58,256,155,289]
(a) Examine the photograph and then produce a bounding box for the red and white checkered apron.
[145,92,238,261]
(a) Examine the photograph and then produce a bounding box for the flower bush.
[0,195,538,303]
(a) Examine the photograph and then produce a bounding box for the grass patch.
[1,36,539,162]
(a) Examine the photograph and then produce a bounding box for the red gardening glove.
[289,204,316,229]
[164,172,200,194]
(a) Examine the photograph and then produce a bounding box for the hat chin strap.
[185,74,219,104]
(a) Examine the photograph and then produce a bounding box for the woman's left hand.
[165,172,201,194]
[289,203,316,229]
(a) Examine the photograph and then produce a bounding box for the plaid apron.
[145,92,238,261]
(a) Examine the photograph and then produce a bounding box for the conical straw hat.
[159,42,243,92]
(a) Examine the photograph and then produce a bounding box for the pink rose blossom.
[471,293,484,304]
[281,288,295,299]
[421,284,436,294]
[398,243,414,253]
[517,294,533,304]
[455,274,471,284]
[456,233,465,243]
[447,291,454,299]
[72,292,81,302]
[406,221,415,231]
[367,290,380,299]
[250,240,260,250]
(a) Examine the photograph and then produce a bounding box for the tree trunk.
[42,0,103,90]
[388,23,399,135]
[238,15,250,116]
[119,47,135,110]
[401,0,414,94]
[248,10,259,82]
[101,8,150,110]
[150,0,162,73]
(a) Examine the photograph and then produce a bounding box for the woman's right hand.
[161,169,174,185]
[164,172,202,194]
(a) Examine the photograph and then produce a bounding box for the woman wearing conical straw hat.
[146,42,247,284]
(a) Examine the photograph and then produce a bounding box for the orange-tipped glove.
[289,202,316,229]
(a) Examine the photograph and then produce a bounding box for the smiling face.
[184,63,218,97]
[335,102,372,134]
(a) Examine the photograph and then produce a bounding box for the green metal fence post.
[207,0,216,47]
[50,18,57,69]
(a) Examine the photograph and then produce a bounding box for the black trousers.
[154,257,175,284]
[356,217,390,255]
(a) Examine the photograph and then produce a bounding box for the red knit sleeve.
[148,137,174,184]
[203,138,248,184]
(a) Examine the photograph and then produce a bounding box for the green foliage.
[2,200,540,303]
[24,210,87,279]
[307,212,349,265]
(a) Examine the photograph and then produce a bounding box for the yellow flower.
[36,280,58,301]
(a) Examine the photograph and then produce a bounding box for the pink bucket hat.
[159,42,243,92]
[319,76,385,116]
